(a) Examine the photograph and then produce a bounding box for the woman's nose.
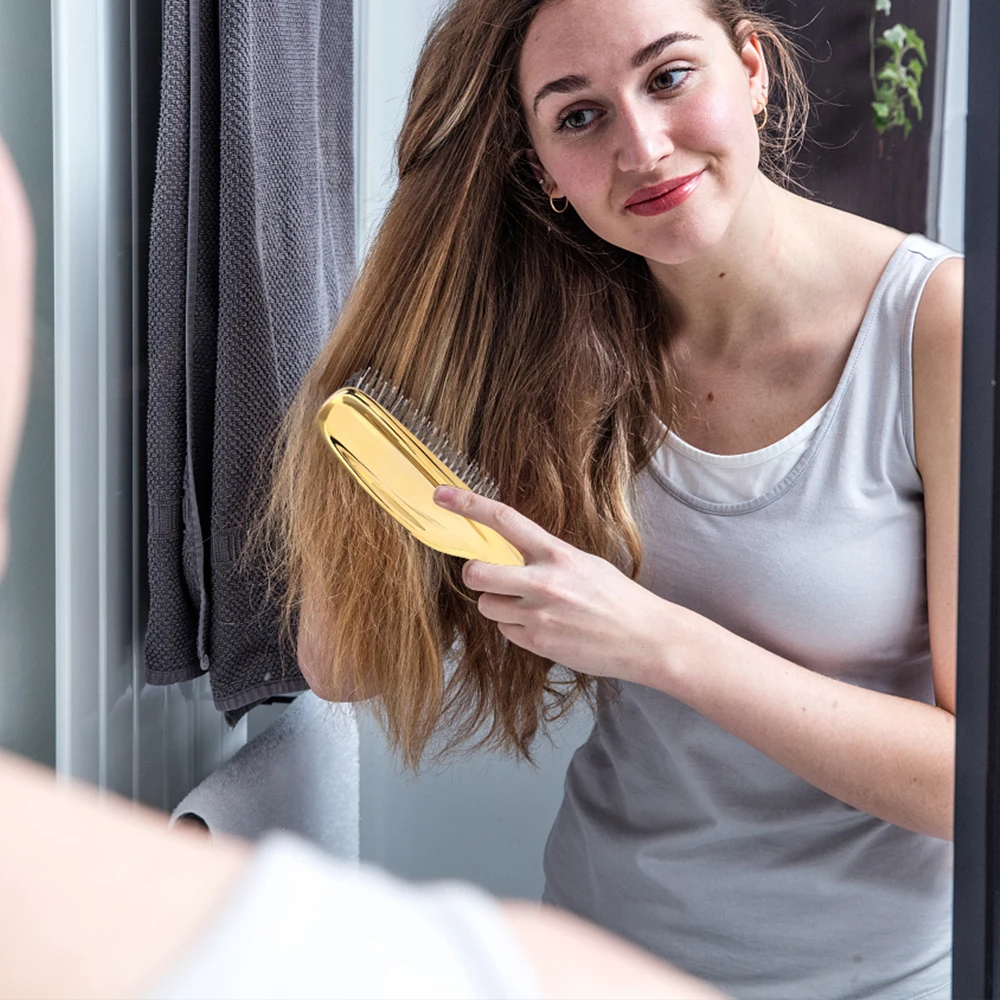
[615,101,674,174]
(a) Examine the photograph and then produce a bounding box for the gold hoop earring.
[549,192,569,214]
[756,104,768,132]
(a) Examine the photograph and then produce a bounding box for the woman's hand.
[432,485,668,682]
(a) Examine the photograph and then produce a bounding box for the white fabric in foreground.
[145,832,542,1000]
[170,693,359,859]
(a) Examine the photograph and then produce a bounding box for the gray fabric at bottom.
[170,693,359,860]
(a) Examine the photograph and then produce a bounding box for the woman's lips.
[625,170,705,217]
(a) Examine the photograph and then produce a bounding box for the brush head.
[344,366,501,502]
[317,365,525,566]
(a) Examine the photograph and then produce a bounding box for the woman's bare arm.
[502,900,727,1000]
[0,752,253,1000]
[0,751,728,1000]
[630,259,963,841]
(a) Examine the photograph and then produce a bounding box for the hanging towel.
[170,694,360,859]
[146,0,355,720]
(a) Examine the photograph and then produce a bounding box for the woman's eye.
[556,108,601,132]
[554,67,694,133]
[652,67,692,91]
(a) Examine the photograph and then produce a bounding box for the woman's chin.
[639,224,729,269]
[589,205,730,269]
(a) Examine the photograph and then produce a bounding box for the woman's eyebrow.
[531,31,703,117]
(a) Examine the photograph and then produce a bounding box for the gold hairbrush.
[317,367,524,566]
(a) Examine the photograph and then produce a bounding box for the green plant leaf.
[875,0,892,13]
[871,101,892,133]
[905,28,928,64]
[882,24,908,50]
[869,14,926,142]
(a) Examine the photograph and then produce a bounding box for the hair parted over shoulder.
[261,0,811,769]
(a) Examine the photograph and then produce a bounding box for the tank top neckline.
[647,232,919,516]
[666,400,830,467]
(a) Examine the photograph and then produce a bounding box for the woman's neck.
[646,175,822,354]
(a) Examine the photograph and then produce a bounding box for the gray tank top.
[542,234,958,1000]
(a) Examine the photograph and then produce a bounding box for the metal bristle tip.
[344,368,501,500]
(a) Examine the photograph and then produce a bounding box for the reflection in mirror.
[0,0,973,997]
[331,2,969,999]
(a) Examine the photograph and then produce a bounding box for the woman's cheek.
[680,86,756,167]
[557,153,605,206]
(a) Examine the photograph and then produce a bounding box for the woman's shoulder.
[783,196,900,285]
[913,254,963,360]
[809,201,910,268]
[910,245,962,476]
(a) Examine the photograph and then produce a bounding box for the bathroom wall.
[0,0,57,767]
[355,0,594,900]
[937,0,968,251]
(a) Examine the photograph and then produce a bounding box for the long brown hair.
[261,0,810,769]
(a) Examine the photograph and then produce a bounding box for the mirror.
[357,4,969,999]
[0,0,984,996]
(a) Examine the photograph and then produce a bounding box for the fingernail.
[434,486,455,503]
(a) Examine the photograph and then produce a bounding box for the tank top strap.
[845,233,961,470]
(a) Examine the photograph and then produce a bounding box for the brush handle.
[318,389,525,567]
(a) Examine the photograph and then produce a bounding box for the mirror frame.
[952,0,1000,994]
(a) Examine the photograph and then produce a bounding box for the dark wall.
[767,0,941,233]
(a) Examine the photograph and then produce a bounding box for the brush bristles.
[345,367,501,502]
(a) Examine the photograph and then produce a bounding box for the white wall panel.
[938,0,969,251]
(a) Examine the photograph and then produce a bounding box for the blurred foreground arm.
[0,135,34,572]
[0,752,725,1000]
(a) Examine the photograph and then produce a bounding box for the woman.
[267,1,960,997]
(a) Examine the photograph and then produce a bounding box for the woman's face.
[517,0,768,266]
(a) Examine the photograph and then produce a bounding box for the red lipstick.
[625,170,704,216]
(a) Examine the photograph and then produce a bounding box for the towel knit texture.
[146,0,355,721]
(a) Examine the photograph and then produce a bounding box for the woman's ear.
[524,148,565,200]
[525,148,555,193]
[736,21,769,112]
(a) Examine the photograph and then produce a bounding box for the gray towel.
[170,694,360,859]
[146,0,355,720]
